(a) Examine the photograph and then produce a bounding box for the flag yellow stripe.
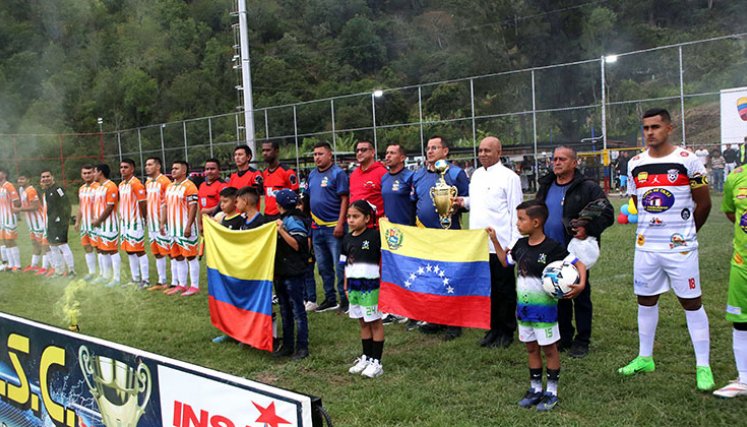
[378,219,488,263]
[203,219,277,281]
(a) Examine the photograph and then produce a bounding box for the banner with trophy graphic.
[0,312,323,427]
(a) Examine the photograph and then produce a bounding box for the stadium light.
[97,117,103,133]
[373,90,384,98]
[604,55,618,64]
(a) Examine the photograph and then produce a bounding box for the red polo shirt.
[198,179,227,215]
[349,161,387,219]
[262,164,300,216]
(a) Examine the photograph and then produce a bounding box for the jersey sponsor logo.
[734,253,744,265]
[385,227,403,250]
[364,180,377,189]
[669,233,687,249]
[637,234,645,246]
[321,176,329,187]
[392,179,401,191]
[362,240,370,250]
[649,217,663,226]
[680,151,690,157]
[681,208,691,220]
[537,253,547,264]
[637,172,649,183]
[737,187,747,199]
[740,212,747,234]
[642,188,675,213]
[667,169,680,183]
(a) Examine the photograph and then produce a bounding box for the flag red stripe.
[209,297,273,351]
[379,281,491,329]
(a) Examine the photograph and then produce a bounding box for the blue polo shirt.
[411,163,469,229]
[544,182,569,246]
[381,168,416,226]
[307,164,349,228]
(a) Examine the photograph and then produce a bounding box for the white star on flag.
[447,286,454,294]
[409,273,416,281]
[443,278,450,286]
[438,270,445,278]
[426,264,432,272]
[404,280,412,288]
[417,267,425,275]
[433,265,440,274]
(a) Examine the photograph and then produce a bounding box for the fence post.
[160,124,166,166]
[531,70,538,192]
[470,78,477,167]
[600,56,607,152]
[117,132,123,163]
[371,92,378,154]
[137,129,144,180]
[418,85,424,159]
[264,108,270,140]
[293,105,300,173]
[208,117,214,158]
[183,121,189,162]
[331,99,337,162]
[59,135,66,188]
[678,45,686,146]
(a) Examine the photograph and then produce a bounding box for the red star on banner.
[252,401,291,427]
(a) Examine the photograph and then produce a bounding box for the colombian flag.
[204,219,277,351]
[379,219,491,329]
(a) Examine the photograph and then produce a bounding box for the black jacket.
[535,169,614,241]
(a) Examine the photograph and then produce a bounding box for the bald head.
[478,136,502,168]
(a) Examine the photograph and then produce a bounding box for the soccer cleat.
[44,268,56,278]
[696,366,715,391]
[83,273,95,281]
[105,279,120,288]
[92,276,108,285]
[162,286,177,294]
[713,380,747,398]
[35,268,48,276]
[348,355,370,374]
[361,359,383,378]
[518,389,545,408]
[165,286,187,295]
[181,287,200,297]
[147,283,166,291]
[618,356,655,376]
[10,267,20,273]
[304,301,318,312]
[536,392,559,412]
[22,265,36,273]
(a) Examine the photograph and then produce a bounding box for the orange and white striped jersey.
[19,185,44,233]
[165,179,198,238]
[93,180,119,232]
[118,177,146,231]
[146,174,171,235]
[78,182,99,233]
[0,181,19,227]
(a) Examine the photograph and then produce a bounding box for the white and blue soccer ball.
[541,261,580,299]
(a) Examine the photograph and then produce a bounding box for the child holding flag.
[343,200,384,378]
[489,199,586,411]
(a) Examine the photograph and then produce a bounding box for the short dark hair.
[220,187,238,198]
[17,170,30,179]
[517,200,548,225]
[172,160,189,173]
[234,145,252,157]
[204,158,221,168]
[146,157,162,168]
[428,135,448,149]
[121,158,136,168]
[96,164,111,179]
[313,141,332,151]
[349,199,375,218]
[642,108,671,123]
[262,140,279,151]
[356,141,375,151]
[40,168,53,176]
[553,145,578,160]
[81,164,94,171]
[387,144,406,156]
[236,186,259,204]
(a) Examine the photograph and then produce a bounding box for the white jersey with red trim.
[627,146,707,253]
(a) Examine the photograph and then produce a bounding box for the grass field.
[1,196,746,426]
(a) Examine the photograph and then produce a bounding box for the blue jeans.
[712,168,724,192]
[311,226,346,304]
[275,275,308,350]
[303,262,317,303]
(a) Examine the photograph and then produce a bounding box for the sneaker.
[105,279,120,288]
[212,335,229,344]
[273,345,293,358]
[536,392,559,412]
[487,334,513,349]
[361,359,383,378]
[405,319,420,331]
[140,280,150,289]
[443,326,462,341]
[67,270,77,278]
[336,300,349,314]
[272,294,279,305]
[568,342,589,359]
[304,301,319,312]
[349,355,370,374]
[713,379,747,398]
[181,287,200,297]
[696,365,715,391]
[618,356,655,376]
[518,389,544,408]
[558,341,572,353]
[382,314,397,325]
[479,330,500,347]
[166,286,187,295]
[315,299,339,313]
[419,323,445,334]
[291,348,309,361]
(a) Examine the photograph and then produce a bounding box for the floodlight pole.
[237,0,256,154]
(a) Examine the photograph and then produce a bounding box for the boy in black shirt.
[214,187,244,230]
[236,187,265,230]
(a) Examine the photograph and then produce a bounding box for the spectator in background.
[724,144,740,176]
[262,140,300,221]
[695,146,709,168]
[710,149,725,193]
[349,141,386,224]
[307,142,349,314]
[616,151,630,197]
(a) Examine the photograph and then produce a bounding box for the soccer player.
[144,157,173,290]
[228,145,263,204]
[0,167,21,272]
[91,164,121,286]
[119,159,149,287]
[618,108,714,391]
[162,160,200,296]
[40,169,75,277]
[74,165,99,279]
[198,158,227,220]
[714,164,747,397]
[261,141,299,221]
[14,173,45,272]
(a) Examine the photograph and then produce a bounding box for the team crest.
[637,172,648,183]
[362,240,370,250]
[321,176,329,187]
[667,169,679,183]
[737,187,747,199]
[392,180,401,192]
[385,227,404,250]
[538,253,547,264]
[637,234,645,246]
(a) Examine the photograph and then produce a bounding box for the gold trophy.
[78,345,152,427]
[429,159,458,229]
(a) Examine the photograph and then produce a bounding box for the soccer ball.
[541,261,580,299]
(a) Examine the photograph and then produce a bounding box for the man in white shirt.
[454,136,523,348]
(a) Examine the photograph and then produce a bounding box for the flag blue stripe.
[207,267,273,316]
[381,250,490,297]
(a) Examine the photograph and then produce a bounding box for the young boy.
[236,187,265,230]
[489,199,587,411]
[213,187,244,230]
[272,189,311,360]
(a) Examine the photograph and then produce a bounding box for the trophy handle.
[78,346,99,398]
[135,362,152,418]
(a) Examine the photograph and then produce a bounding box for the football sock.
[638,304,659,357]
[31,254,40,267]
[171,259,179,286]
[685,306,710,366]
[101,254,112,279]
[0,245,7,263]
[42,254,49,269]
[734,329,747,384]
[362,338,373,358]
[188,258,200,288]
[176,260,188,287]
[139,255,150,283]
[128,254,140,282]
[48,248,61,271]
[9,246,21,268]
[59,244,74,271]
[372,340,384,362]
[530,368,543,393]
[85,252,96,274]
[97,253,104,276]
[547,369,560,396]
[111,252,121,281]
[156,257,166,284]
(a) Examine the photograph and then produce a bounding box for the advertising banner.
[0,312,322,427]
[720,86,747,146]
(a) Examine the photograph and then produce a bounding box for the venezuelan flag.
[204,219,277,351]
[379,219,491,329]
